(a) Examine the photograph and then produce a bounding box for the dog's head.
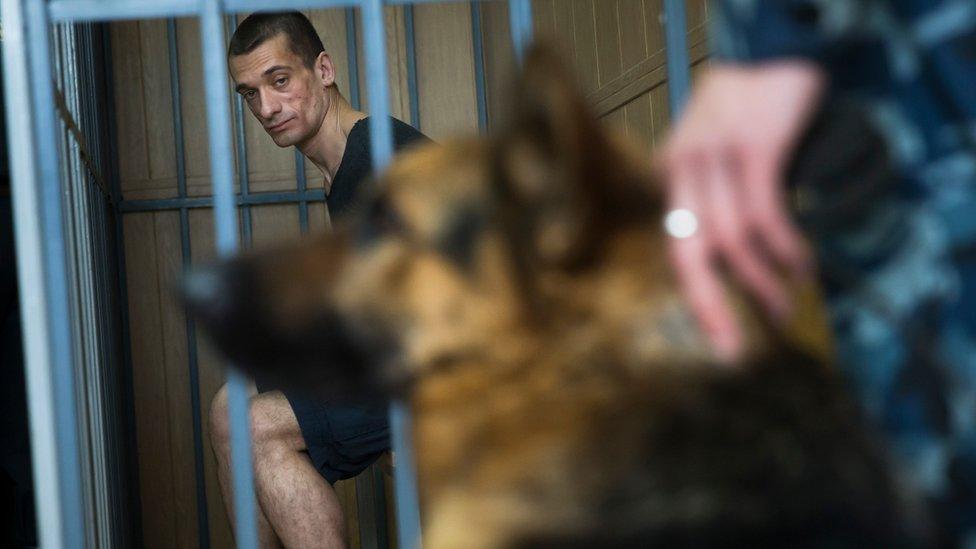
[184,46,924,546]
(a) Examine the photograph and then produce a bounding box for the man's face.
[229,33,332,148]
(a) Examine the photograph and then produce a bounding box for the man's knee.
[211,386,302,452]
[249,392,303,450]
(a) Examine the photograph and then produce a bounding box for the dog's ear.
[495,44,642,269]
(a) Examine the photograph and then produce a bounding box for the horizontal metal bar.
[49,0,501,22]
[225,0,357,10]
[118,189,326,213]
[49,0,200,22]
[384,0,494,4]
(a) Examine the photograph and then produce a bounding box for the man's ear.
[315,51,336,88]
[494,44,620,269]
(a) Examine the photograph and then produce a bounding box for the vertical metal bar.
[2,0,86,545]
[361,4,422,547]
[345,7,362,111]
[63,25,101,545]
[168,17,212,548]
[169,19,188,201]
[227,13,254,246]
[295,150,309,233]
[403,5,420,130]
[362,0,393,168]
[200,3,259,549]
[101,21,145,547]
[508,0,532,64]
[470,1,488,134]
[663,0,691,117]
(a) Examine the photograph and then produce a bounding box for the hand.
[659,61,826,361]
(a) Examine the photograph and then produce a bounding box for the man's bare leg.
[211,385,347,548]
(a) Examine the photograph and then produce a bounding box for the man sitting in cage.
[210,11,429,547]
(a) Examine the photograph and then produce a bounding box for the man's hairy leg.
[249,391,348,549]
[211,386,347,548]
[212,385,283,548]
[213,439,282,548]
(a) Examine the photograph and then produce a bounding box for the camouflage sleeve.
[710,0,863,63]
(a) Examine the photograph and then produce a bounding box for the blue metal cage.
[1,0,691,547]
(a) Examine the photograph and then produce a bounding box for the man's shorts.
[271,387,390,484]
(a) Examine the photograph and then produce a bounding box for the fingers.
[657,63,824,363]
[703,152,790,322]
[738,145,812,277]
[665,156,744,361]
[662,141,809,362]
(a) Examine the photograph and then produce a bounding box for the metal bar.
[508,0,532,64]
[361,2,423,547]
[168,17,212,549]
[200,2,259,549]
[2,0,86,546]
[226,0,358,11]
[117,190,328,213]
[100,21,145,547]
[404,5,421,130]
[49,0,201,22]
[295,150,309,233]
[470,1,488,133]
[227,12,254,247]
[345,7,362,111]
[663,0,691,117]
[169,19,188,201]
[386,0,490,4]
[48,0,497,23]
[363,0,393,169]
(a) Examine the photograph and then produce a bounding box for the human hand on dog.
[659,61,825,361]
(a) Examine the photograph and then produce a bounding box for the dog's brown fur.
[185,46,924,547]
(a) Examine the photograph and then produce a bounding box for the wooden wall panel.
[354,7,412,124]
[481,1,515,133]
[250,205,302,249]
[532,0,556,39]
[154,211,199,549]
[594,2,623,86]
[309,201,332,232]
[414,3,479,139]
[175,18,216,199]
[649,83,671,144]
[111,22,150,194]
[123,213,177,549]
[551,2,577,66]
[603,107,626,132]
[572,0,600,95]
[623,93,655,150]
[687,0,708,32]
[644,0,665,55]
[619,0,647,69]
[140,21,179,191]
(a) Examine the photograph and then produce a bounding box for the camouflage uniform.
[713,0,976,542]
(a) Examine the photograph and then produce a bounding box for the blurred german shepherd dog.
[185,46,925,547]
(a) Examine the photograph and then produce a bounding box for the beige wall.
[111,3,702,547]
[481,0,710,143]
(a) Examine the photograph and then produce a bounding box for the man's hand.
[659,61,826,361]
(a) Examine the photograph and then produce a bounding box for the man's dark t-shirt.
[282,116,430,484]
[326,116,430,220]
